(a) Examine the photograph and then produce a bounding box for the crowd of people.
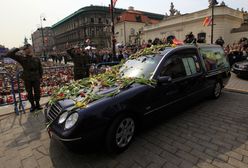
[224,37,248,66]
[1,34,247,110]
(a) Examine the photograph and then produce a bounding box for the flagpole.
[110,0,116,60]
[211,2,214,44]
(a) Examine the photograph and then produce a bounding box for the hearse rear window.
[200,47,229,71]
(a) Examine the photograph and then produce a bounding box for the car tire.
[105,113,136,154]
[212,81,222,99]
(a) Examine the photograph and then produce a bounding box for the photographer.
[5,44,43,112]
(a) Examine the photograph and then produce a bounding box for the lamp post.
[40,15,46,58]
[210,4,214,44]
[210,0,218,44]
[110,0,116,60]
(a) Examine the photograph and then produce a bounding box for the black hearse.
[45,44,230,153]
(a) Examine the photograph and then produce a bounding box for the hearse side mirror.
[157,76,172,84]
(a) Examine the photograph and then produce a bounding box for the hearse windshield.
[120,55,163,79]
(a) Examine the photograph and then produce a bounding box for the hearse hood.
[56,85,135,109]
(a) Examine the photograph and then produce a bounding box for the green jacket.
[6,48,43,81]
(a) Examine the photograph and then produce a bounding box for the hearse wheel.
[212,81,222,99]
[105,114,136,153]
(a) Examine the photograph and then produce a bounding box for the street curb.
[224,88,248,95]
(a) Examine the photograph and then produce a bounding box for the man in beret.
[6,44,43,112]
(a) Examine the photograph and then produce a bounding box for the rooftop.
[52,5,164,28]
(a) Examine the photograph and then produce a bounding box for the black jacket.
[66,48,89,73]
[6,48,43,81]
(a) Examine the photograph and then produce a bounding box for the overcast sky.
[1,0,247,48]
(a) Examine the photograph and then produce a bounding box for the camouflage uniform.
[6,48,43,108]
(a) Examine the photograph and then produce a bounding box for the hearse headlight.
[65,113,79,130]
[58,112,68,124]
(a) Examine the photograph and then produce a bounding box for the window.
[136,15,142,22]
[200,47,229,71]
[120,28,123,36]
[91,18,94,23]
[161,50,201,79]
[161,57,186,79]
[91,30,95,37]
[99,18,102,23]
[130,28,135,35]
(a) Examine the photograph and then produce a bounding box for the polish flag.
[112,0,117,7]
[203,17,212,26]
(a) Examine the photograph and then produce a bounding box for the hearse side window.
[160,56,186,79]
[200,47,229,71]
[160,50,201,79]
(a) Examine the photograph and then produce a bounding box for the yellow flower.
[75,101,86,108]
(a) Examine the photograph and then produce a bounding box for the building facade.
[31,27,54,57]
[230,13,248,42]
[115,6,164,46]
[142,5,246,45]
[51,6,126,51]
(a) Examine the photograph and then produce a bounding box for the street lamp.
[209,0,218,44]
[110,0,116,60]
[40,15,46,58]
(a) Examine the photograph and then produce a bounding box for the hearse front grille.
[47,103,63,121]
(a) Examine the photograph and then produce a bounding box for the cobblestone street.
[1,91,248,168]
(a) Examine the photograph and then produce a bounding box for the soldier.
[5,44,43,112]
[66,45,89,80]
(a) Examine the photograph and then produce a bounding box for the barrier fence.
[0,65,74,115]
[0,69,20,114]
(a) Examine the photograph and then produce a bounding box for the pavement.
[0,97,50,116]
[1,90,248,168]
[225,73,248,94]
[0,73,248,168]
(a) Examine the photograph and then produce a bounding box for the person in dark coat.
[63,54,68,64]
[184,32,196,44]
[58,54,62,64]
[117,51,124,61]
[215,36,225,47]
[66,45,89,80]
[6,44,43,112]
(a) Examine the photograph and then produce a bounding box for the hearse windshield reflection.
[120,55,162,79]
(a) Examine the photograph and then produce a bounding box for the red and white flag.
[203,16,212,26]
[109,0,118,13]
[112,0,117,7]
